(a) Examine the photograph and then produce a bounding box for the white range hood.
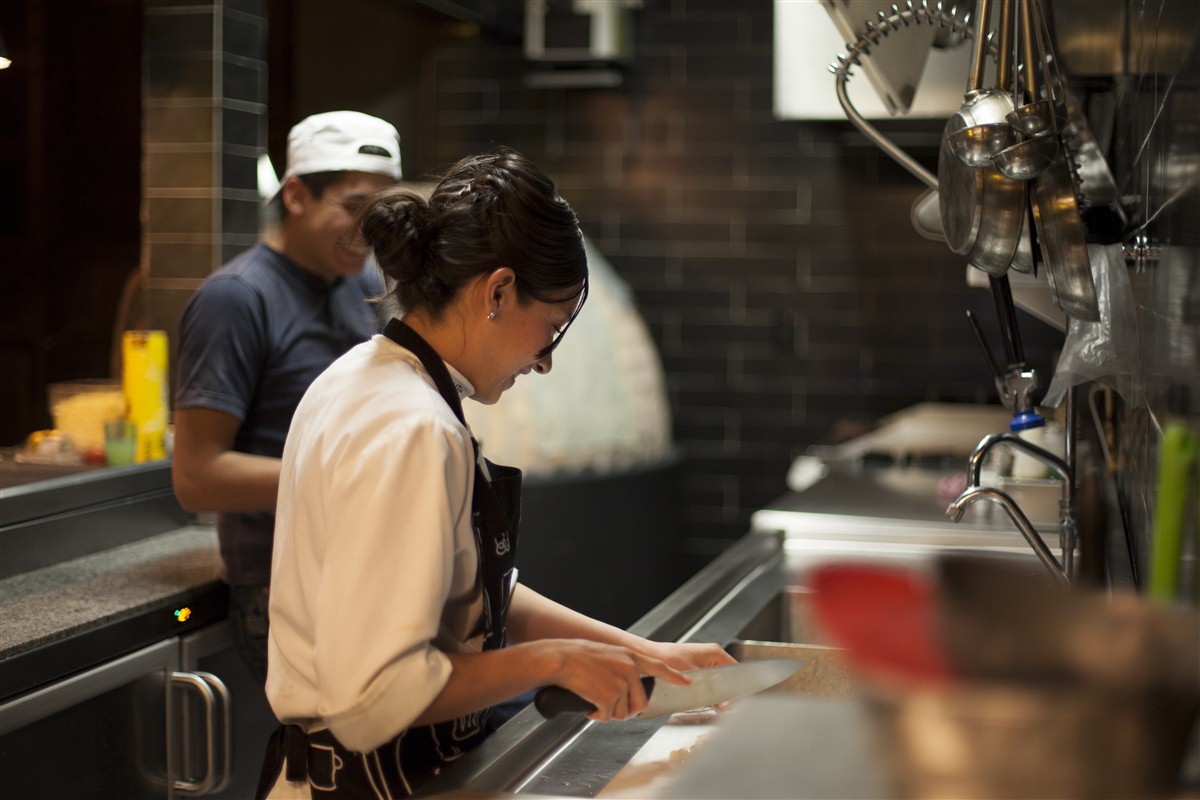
[774,0,975,120]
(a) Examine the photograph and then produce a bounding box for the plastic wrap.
[1043,243,1138,407]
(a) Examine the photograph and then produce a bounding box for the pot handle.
[830,2,983,191]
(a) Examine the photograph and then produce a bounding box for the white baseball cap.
[272,111,402,201]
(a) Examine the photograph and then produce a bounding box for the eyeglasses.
[536,279,589,360]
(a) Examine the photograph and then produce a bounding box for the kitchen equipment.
[1059,90,1129,243]
[938,0,1027,276]
[1008,209,1035,272]
[864,553,1200,799]
[1006,98,1055,136]
[808,563,954,684]
[989,271,1027,368]
[870,677,1199,800]
[1004,0,1055,136]
[947,122,1021,168]
[533,659,803,720]
[965,270,1043,430]
[1026,0,1100,321]
[1030,150,1101,320]
[827,3,1037,272]
[992,131,1057,180]
[831,2,976,190]
[909,187,945,241]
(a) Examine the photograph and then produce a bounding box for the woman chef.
[257,148,735,799]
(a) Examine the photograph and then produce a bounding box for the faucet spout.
[947,486,1069,585]
[968,431,1070,487]
[966,431,1076,577]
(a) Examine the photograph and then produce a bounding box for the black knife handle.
[533,676,656,719]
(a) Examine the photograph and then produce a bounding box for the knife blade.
[533,659,803,720]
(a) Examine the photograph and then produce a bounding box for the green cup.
[104,420,138,466]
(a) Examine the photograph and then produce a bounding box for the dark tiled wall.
[142,0,267,343]
[417,1,1065,563]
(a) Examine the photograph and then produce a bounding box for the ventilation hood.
[774,0,974,120]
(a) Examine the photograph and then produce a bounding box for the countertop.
[0,524,224,697]
[752,462,1063,571]
[591,696,887,800]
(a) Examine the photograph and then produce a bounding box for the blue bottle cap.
[1010,409,1046,432]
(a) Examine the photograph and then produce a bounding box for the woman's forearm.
[505,583,645,650]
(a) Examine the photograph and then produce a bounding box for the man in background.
[173,111,402,681]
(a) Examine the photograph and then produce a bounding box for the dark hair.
[356,148,588,323]
[297,172,344,199]
[273,172,346,217]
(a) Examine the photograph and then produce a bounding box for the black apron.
[257,318,522,799]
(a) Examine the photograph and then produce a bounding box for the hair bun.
[358,188,429,286]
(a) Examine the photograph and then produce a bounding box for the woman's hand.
[549,639,738,722]
[535,639,694,723]
[635,640,738,672]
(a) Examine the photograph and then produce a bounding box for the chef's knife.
[533,659,803,720]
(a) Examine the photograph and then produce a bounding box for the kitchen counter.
[0,462,226,700]
[0,524,225,699]
[593,696,887,800]
[0,524,222,659]
[0,468,275,800]
[752,461,1062,571]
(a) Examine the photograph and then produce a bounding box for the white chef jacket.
[265,333,486,754]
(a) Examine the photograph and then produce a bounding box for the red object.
[810,562,954,685]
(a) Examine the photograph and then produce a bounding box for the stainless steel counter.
[419,531,792,798]
[752,462,1061,574]
[422,454,1074,799]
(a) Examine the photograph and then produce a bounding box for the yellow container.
[122,330,170,462]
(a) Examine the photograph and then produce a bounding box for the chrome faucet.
[959,288,1082,582]
[947,486,1069,585]
[950,427,1077,584]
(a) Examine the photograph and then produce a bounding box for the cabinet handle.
[193,671,233,794]
[172,671,231,795]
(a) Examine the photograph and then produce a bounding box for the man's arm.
[172,407,281,513]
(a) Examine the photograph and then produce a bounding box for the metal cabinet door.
[180,621,278,799]
[0,639,178,799]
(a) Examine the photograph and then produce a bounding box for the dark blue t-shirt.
[175,243,386,585]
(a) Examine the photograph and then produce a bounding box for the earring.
[487,311,496,320]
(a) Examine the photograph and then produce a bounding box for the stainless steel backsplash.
[1058,0,1200,581]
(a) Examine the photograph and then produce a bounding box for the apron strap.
[384,318,469,427]
[383,318,516,540]
[255,724,309,799]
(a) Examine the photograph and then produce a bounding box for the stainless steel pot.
[938,0,1027,276]
[1026,0,1100,321]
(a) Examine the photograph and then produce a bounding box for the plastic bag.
[1043,243,1138,407]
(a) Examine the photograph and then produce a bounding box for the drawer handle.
[172,671,231,794]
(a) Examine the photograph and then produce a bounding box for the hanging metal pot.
[938,0,1028,276]
[1026,0,1100,321]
